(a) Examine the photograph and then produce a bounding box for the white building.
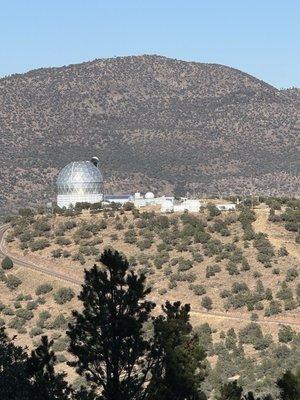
[103,194,134,205]
[216,203,236,211]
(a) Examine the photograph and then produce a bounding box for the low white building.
[216,203,236,211]
[161,197,175,212]
[104,194,134,205]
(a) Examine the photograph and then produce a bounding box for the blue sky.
[1,0,299,88]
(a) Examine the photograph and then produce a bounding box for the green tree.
[0,327,31,400]
[67,250,157,400]
[218,381,243,400]
[26,336,72,400]
[277,369,300,400]
[1,256,13,270]
[148,301,207,400]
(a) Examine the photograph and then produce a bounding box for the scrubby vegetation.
[0,249,298,400]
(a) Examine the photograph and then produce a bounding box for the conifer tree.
[26,335,72,400]
[218,381,243,400]
[148,301,207,400]
[67,249,157,400]
[0,327,30,400]
[277,369,300,400]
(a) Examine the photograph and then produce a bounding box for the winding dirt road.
[0,224,299,328]
[0,225,81,286]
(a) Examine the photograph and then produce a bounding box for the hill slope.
[0,55,299,210]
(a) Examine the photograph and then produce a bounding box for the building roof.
[57,161,103,186]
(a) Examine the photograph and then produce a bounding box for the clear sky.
[1,0,299,88]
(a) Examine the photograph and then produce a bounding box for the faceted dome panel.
[57,161,103,195]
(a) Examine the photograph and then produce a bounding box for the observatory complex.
[56,157,236,212]
[57,157,104,208]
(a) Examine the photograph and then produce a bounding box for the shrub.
[56,354,67,364]
[206,264,221,278]
[72,252,85,265]
[123,202,135,211]
[15,308,34,320]
[192,252,204,262]
[30,326,44,337]
[36,283,53,295]
[0,318,5,327]
[14,301,21,309]
[278,246,288,257]
[264,300,282,316]
[278,325,294,343]
[220,289,231,298]
[178,259,193,272]
[2,307,14,315]
[163,266,172,276]
[137,239,153,251]
[124,229,137,244]
[56,237,71,247]
[6,275,22,290]
[276,282,293,301]
[37,296,46,305]
[154,253,169,269]
[232,282,249,294]
[239,322,263,346]
[30,239,50,251]
[207,204,221,218]
[0,269,7,282]
[251,313,259,321]
[53,287,75,304]
[158,288,168,296]
[201,296,213,310]
[226,262,239,276]
[26,301,38,310]
[241,259,250,271]
[168,281,177,289]
[191,284,206,296]
[52,336,69,352]
[51,314,68,330]
[8,317,26,330]
[1,256,13,270]
[52,249,62,258]
[62,250,71,258]
[286,268,298,282]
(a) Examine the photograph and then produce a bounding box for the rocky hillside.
[0,55,299,211]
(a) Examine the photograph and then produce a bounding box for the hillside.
[0,201,299,395]
[0,55,299,211]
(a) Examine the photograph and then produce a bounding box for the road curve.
[0,224,299,328]
[0,224,82,286]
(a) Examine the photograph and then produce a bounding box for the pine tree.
[67,249,157,400]
[26,335,72,400]
[148,301,207,400]
[0,327,31,400]
[277,369,300,400]
[218,381,243,400]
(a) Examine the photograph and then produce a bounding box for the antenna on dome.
[91,156,100,167]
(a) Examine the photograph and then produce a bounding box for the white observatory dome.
[56,158,104,208]
[145,191,155,199]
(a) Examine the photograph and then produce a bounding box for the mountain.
[0,55,299,211]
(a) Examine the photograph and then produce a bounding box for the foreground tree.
[148,301,207,400]
[67,249,157,400]
[27,335,72,400]
[0,327,30,400]
[277,369,300,400]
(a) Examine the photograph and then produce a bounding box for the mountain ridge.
[0,55,299,210]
